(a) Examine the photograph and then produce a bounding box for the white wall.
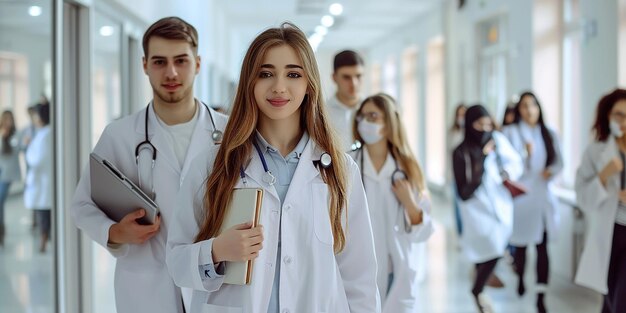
[579,0,619,133]
[445,0,533,118]
[0,28,51,108]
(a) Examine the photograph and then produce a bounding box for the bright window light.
[321,15,334,28]
[28,6,42,17]
[99,26,115,37]
[329,3,343,16]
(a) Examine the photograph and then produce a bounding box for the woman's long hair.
[353,93,427,194]
[0,111,16,155]
[195,22,349,253]
[513,91,557,168]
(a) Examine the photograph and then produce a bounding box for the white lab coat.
[70,104,228,313]
[24,126,52,210]
[350,148,434,313]
[167,140,381,313]
[0,135,22,183]
[502,124,563,246]
[575,139,623,294]
[327,95,359,152]
[458,132,523,263]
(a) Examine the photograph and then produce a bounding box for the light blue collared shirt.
[255,131,309,313]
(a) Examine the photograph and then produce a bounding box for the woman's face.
[472,116,493,132]
[359,101,386,130]
[457,106,466,120]
[519,95,540,125]
[253,44,308,123]
[610,99,626,132]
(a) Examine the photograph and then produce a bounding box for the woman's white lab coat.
[24,126,52,210]
[167,140,381,313]
[502,124,563,246]
[575,139,623,294]
[456,132,523,263]
[70,105,228,313]
[350,147,434,313]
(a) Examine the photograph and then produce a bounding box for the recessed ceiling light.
[315,26,328,36]
[321,15,334,28]
[329,3,343,16]
[28,6,42,17]
[99,26,115,37]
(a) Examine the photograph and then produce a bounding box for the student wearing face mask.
[452,105,523,313]
[350,93,433,313]
[501,92,563,313]
[575,89,626,313]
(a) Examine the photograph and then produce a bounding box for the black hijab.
[463,105,493,148]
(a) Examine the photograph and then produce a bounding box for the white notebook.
[220,188,264,285]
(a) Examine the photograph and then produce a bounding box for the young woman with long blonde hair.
[349,93,433,312]
[166,22,380,313]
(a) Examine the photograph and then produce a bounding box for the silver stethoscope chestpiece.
[212,130,223,144]
[262,171,276,186]
[320,152,332,168]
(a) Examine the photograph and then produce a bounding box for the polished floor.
[0,192,603,313]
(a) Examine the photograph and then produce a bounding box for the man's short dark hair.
[142,16,198,57]
[333,50,364,72]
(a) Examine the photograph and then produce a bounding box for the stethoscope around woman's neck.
[355,143,412,233]
[239,139,333,188]
[355,143,407,184]
[135,100,223,198]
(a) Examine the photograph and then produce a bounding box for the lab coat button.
[283,256,292,265]
[284,204,292,211]
[282,309,290,313]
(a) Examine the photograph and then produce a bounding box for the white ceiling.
[0,0,52,36]
[221,0,444,50]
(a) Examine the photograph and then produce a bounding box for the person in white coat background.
[502,91,563,313]
[575,88,626,313]
[327,50,364,151]
[452,105,523,313]
[0,110,22,246]
[166,22,380,313]
[70,17,228,313]
[349,93,433,313]
[24,103,52,253]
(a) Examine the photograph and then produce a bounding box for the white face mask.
[358,120,384,145]
[611,120,624,138]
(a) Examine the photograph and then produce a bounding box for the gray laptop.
[90,152,159,225]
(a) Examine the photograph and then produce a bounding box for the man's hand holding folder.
[108,209,161,245]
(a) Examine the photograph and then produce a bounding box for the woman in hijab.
[452,104,523,312]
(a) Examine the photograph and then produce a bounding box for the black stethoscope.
[239,139,332,187]
[135,100,223,198]
[354,145,412,233]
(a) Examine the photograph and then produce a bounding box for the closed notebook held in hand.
[220,188,264,285]
[89,153,159,225]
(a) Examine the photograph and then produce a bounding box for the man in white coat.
[70,17,228,313]
[327,50,364,152]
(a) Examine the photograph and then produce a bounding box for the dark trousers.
[472,258,499,296]
[602,224,626,313]
[513,232,549,286]
[34,209,51,238]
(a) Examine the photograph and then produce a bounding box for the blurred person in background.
[328,49,365,151]
[351,93,433,312]
[502,91,563,313]
[0,110,21,246]
[24,103,52,253]
[453,105,523,313]
[575,89,626,313]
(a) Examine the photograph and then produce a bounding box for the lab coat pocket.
[312,183,334,245]
[201,303,242,313]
